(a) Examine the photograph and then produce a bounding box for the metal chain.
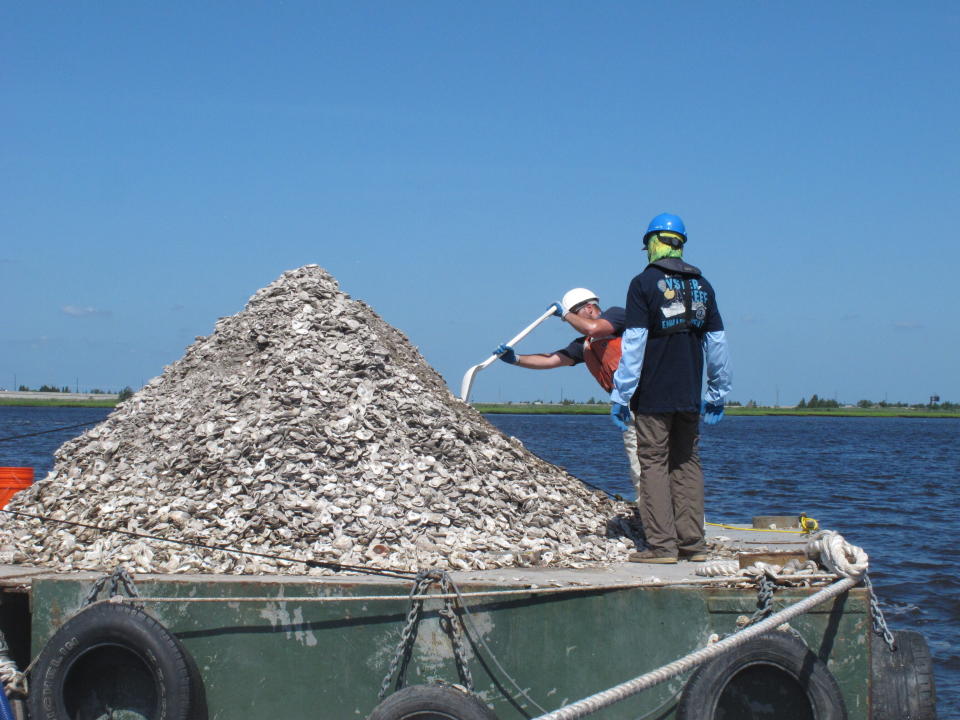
[863,573,897,651]
[378,570,479,700]
[83,566,142,607]
[378,571,435,699]
[742,573,776,628]
[109,572,122,598]
[119,566,141,598]
[82,575,110,606]
[438,573,474,691]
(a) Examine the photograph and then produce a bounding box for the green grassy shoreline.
[0,398,118,408]
[473,403,960,418]
[2,397,956,418]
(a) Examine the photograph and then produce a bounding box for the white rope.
[0,631,26,697]
[0,658,21,692]
[806,531,869,578]
[695,559,740,576]
[696,558,820,578]
[113,573,839,605]
[698,527,868,580]
[532,574,860,720]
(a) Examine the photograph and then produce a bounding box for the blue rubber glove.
[548,301,563,317]
[494,343,518,365]
[611,402,632,431]
[702,401,724,425]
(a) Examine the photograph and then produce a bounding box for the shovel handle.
[460,307,558,400]
[479,307,557,371]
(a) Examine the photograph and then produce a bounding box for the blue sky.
[3,2,958,405]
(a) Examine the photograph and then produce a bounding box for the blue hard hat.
[643,213,687,244]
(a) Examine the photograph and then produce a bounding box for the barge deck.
[0,524,893,719]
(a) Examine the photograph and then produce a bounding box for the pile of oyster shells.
[1,266,634,575]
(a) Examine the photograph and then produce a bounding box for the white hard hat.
[561,288,600,315]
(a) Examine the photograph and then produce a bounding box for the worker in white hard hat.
[492,288,643,496]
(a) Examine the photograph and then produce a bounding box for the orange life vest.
[582,335,622,393]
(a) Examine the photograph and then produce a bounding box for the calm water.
[2,407,958,714]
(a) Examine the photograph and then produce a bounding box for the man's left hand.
[611,402,632,431]
[494,343,518,365]
[702,401,724,425]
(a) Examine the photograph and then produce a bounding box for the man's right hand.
[494,343,518,365]
[611,402,632,431]
[702,401,724,425]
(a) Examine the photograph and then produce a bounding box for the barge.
[0,523,937,720]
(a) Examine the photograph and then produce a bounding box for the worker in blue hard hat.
[609,212,731,564]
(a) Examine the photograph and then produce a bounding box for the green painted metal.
[25,576,871,720]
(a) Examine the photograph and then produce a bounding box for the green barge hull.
[1,542,880,719]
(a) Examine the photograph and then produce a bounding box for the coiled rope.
[806,530,869,577]
[695,559,740,577]
[0,630,25,698]
[696,529,865,579]
[696,558,820,578]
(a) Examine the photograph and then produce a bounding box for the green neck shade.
[646,234,684,263]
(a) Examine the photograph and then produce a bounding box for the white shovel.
[460,307,557,402]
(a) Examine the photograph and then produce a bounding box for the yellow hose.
[706,514,819,535]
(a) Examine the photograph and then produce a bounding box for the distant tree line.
[722,395,957,410]
[855,398,958,411]
[18,384,75,393]
[796,394,957,410]
[798,394,840,409]
[14,384,134,400]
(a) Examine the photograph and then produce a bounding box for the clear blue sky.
[3,2,958,405]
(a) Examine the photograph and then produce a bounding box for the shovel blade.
[460,363,483,402]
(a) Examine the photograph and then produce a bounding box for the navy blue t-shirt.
[624,259,724,413]
[556,307,626,363]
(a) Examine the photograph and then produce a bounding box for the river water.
[1,407,957,714]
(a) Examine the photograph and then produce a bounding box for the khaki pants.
[622,428,643,496]
[631,412,705,555]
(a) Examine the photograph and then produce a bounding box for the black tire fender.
[871,629,936,720]
[367,684,498,720]
[676,631,847,720]
[27,602,206,720]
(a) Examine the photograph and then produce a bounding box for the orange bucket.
[0,467,33,509]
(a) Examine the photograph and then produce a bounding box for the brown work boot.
[628,549,678,564]
[679,550,709,562]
